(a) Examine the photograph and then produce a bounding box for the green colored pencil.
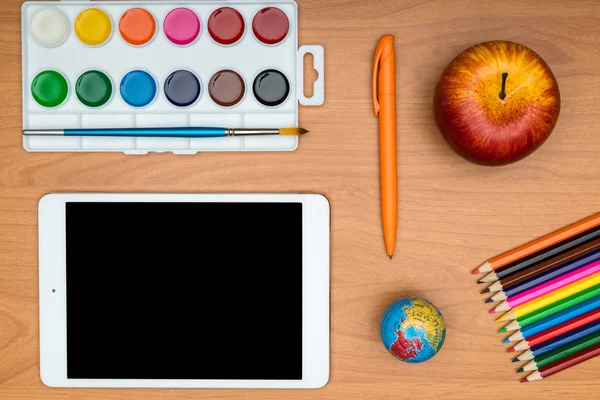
[518,331,600,372]
[502,284,600,331]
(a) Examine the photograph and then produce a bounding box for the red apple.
[434,41,561,165]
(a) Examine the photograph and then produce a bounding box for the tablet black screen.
[65,202,302,380]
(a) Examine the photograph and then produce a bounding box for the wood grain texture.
[1,0,600,398]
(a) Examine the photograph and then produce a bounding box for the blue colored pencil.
[500,296,600,333]
[486,249,600,301]
[513,319,600,361]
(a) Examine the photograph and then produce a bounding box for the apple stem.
[499,72,508,100]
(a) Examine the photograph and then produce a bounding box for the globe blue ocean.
[380,297,446,363]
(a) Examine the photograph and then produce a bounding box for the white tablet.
[38,193,330,388]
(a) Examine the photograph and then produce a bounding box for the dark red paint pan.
[208,7,245,45]
[252,7,290,45]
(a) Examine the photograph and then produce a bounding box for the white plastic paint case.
[21,0,324,154]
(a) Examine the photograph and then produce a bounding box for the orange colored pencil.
[473,213,600,274]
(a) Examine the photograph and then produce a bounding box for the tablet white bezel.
[39,193,330,388]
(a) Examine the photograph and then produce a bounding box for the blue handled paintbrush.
[22,127,307,138]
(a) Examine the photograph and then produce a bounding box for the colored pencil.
[479,226,600,283]
[508,307,600,350]
[483,244,600,296]
[519,331,600,372]
[490,261,600,309]
[501,295,600,333]
[513,319,600,362]
[473,213,600,274]
[495,273,600,321]
[508,310,598,353]
[498,285,600,330]
[521,343,600,382]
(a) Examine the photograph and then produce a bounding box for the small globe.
[380,297,446,363]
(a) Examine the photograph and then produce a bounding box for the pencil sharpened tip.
[507,347,515,353]
[298,128,309,135]
[498,327,507,333]
[512,358,519,363]
[471,269,480,275]
[481,288,490,294]
[489,308,497,314]
[520,377,529,383]
[485,298,494,304]
[517,368,524,373]
[502,338,510,344]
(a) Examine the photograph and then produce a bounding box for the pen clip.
[372,35,394,117]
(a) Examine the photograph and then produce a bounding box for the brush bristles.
[279,127,308,136]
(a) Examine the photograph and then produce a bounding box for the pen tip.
[389,254,393,260]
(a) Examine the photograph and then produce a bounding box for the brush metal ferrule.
[22,129,64,136]
[227,128,279,136]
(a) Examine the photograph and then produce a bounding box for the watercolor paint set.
[21,0,324,154]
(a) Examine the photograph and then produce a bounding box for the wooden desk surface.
[2,0,600,398]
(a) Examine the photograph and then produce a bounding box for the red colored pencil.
[508,307,600,351]
[521,342,600,382]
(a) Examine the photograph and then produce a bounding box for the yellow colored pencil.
[496,272,600,322]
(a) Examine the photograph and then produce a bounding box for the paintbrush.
[22,127,308,138]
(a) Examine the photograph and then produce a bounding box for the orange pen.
[372,35,398,259]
